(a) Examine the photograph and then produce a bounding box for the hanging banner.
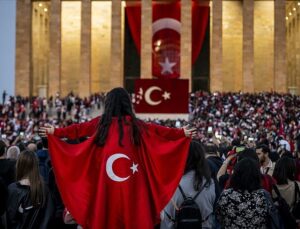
[125,2,209,79]
[133,79,189,113]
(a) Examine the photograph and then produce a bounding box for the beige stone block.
[80,0,91,97]
[223,1,242,92]
[61,2,81,96]
[210,0,223,92]
[110,0,123,89]
[254,2,274,92]
[180,0,192,91]
[15,0,31,96]
[49,0,61,97]
[243,0,254,92]
[274,0,287,93]
[141,0,152,79]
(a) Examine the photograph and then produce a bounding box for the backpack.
[174,184,206,229]
[291,181,300,220]
[272,185,297,229]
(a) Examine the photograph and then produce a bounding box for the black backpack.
[272,185,297,229]
[291,181,300,220]
[174,184,207,229]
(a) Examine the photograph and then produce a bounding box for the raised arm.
[40,116,100,140]
[147,122,196,140]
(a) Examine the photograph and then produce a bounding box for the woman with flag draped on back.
[40,87,195,229]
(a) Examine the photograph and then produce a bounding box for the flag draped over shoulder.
[48,117,191,229]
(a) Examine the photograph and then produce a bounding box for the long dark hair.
[230,158,261,192]
[94,87,142,146]
[16,150,45,207]
[185,141,211,191]
[273,157,296,185]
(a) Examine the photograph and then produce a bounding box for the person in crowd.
[6,145,20,160]
[0,177,7,229]
[36,139,49,183]
[2,90,7,105]
[0,140,15,186]
[204,143,223,179]
[272,156,300,207]
[256,144,275,176]
[40,87,196,229]
[27,142,37,153]
[160,141,218,229]
[6,150,55,228]
[216,158,272,228]
[217,148,276,193]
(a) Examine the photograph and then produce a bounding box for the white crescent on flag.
[144,86,162,106]
[152,18,181,36]
[106,154,130,182]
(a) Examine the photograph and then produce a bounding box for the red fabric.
[192,2,209,64]
[125,6,141,53]
[133,79,189,113]
[48,117,191,229]
[125,2,209,78]
[152,2,181,79]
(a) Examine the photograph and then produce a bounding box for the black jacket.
[6,182,55,229]
[0,159,16,186]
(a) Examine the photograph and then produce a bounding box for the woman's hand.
[39,124,55,137]
[182,125,197,138]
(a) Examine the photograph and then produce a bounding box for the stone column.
[180,0,192,91]
[15,0,31,96]
[80,0,91,97]
[110,0,123,88]
[296,12,300,94]
[141,0,152,79]
[210,0,223,92]
[49,0,61,97]
[243,0,254,92]
[274,0,287,93]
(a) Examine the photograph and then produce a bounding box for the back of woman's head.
[103,88,133,117]
[230,158,261,192]
[185,141,211,191]
[94,87,142,147]
[16,150,45,207]
[237,148,259,163]
[273,157,296,185]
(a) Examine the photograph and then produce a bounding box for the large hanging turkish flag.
[126,1,209,79]
[152,2,181,79]
[133,79,189,113]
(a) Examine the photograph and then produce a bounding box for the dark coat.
[6,182,55,229]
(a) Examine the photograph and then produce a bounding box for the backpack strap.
[272,184,283,199]
[164,210,175,223]
[178,181,208,202]
[178,185,187,200]
[192,181,208,201]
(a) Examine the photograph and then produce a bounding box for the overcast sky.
[0,0,16,98]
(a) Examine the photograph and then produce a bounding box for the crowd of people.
[1,89,300,228]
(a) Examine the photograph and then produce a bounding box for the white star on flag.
[130,162,139,174]
[162,91,171,100]
[159,57,176,75]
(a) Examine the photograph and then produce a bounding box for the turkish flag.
[125,2,209,79]
[133,79,189,113]
[47,117,191,229]
[152,2,181,79]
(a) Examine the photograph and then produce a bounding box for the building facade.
[15,0,300,97]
